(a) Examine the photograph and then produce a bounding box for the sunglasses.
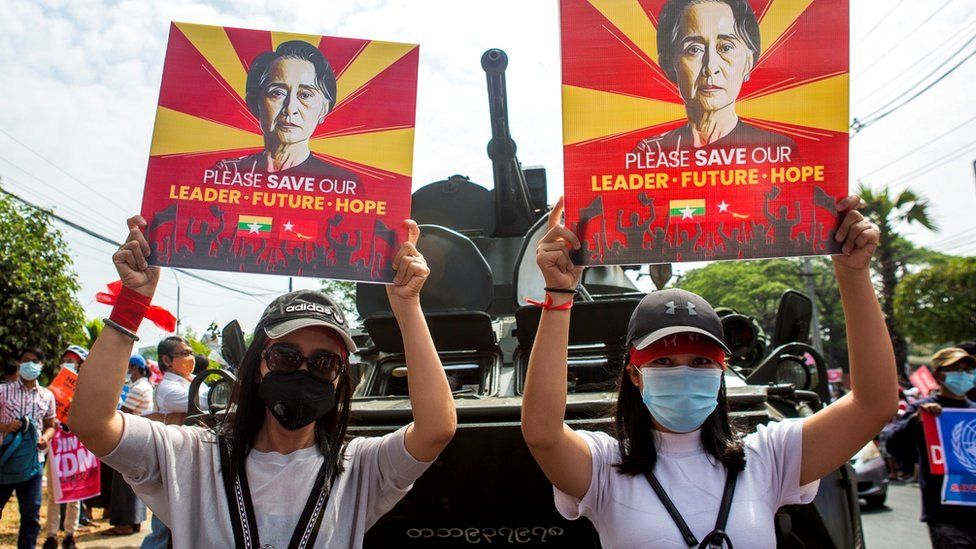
[262,343,345,383]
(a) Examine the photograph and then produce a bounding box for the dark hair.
[18,347,45,363]
[612,358,745,475]
[157,336,188,372]
[218,330,353,480]
[193,354,210,376]
[245,41,338,117]
[657,0,762,83]
[3,356,18,378]
[956,341,976,355]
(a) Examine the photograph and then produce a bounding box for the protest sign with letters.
[48,366,78,424]
[935,408,976,505]
[560,0,849,264]
[141,22,418,283]
[49,427,101,504]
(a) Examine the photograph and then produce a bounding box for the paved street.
[862,480,931,548]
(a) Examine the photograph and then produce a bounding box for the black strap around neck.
[219,437,337,549]
[643,466,740,548]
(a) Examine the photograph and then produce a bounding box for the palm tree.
[856,183,938,378]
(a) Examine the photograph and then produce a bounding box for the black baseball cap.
[626,289,730,353]
[255,290,356,354]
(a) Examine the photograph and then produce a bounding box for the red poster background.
[560,0,849,265]
[141,23,418,283]
[50,428,101,504]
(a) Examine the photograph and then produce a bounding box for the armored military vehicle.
[195,48,864,548]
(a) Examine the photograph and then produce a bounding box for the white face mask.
[60,362,79,374]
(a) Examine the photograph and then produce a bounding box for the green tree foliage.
[894,258,976,345]
[677,258,850,370]
[857,183,937,371]
[320,279,357,320]
[0,187,85,364]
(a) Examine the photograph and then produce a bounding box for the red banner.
[910,365,940,397]
[141,22,418,283]
[922,410,946,475]
[560,0,848,264]
[50,428,101,504]
[48,367,78,424]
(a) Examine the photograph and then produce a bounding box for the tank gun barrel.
[482,48,535,236]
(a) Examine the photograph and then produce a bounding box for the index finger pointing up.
[548,196,565,231]
[405,219,420,246]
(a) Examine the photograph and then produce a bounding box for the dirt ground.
[0,490,150,548]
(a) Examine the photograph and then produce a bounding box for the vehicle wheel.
[863,494,886,509]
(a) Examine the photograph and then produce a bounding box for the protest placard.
[560,0,849,264]
[141,22,418,282]
[935,408,976,505]
[49,427,100,504]
[48,367,78,424]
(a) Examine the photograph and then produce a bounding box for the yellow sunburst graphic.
[156,23,417,177]
[564,0,844,146]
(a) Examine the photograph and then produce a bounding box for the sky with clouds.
[1,0,974,347]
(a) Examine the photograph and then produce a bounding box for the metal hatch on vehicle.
[355,224,500,401]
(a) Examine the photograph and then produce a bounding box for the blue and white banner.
[936,408,976,506]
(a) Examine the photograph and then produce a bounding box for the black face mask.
[257,370,336,431]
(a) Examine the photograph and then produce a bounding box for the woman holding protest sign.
[521,196,897,548]
[70,215,456,548]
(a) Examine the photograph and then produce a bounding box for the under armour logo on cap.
[665,301,697,316]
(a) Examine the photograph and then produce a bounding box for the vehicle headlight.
[776,358,808,389]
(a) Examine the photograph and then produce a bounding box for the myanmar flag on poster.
[237,215,272,237]
[669,199,705,224]
[139,22,419,283]
[560,0,849,265]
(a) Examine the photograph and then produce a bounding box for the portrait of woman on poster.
[214,40,360,185]
[634,0,797,156]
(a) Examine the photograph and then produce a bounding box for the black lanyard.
[643,466,739,549]
[219,437,337,549]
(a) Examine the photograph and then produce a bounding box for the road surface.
[861,480,931,548]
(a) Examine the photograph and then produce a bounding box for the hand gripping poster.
[141,22,418,282]
[560,0,849,264]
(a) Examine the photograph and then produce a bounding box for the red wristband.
[109,286,152,332]
[525,294,573,311]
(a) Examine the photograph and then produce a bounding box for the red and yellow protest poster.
[560,0,848,264]
[141,22,418,282]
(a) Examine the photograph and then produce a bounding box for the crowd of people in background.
[0,338,210,548]
[879,340,976,548]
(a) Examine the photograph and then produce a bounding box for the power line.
[856,17,976,106]
[0,128,134,217]
[0,159,120,235]
[854,0,958,82]
[885,142,976,191]
[855,115,976,180]
[854,0,909,48]
[852,43,976,133]
[0,186,277,300]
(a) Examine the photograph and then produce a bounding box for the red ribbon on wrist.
[525,294,573,311]
[96,281,176,333]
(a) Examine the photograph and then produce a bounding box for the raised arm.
[69,215,160,456]
[521,197,593,499]
[387,220,456,462]
[800,195,898,485]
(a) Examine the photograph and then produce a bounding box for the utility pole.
[802,258,824,355]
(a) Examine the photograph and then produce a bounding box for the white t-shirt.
[554,419,819,549]
[121,377,153,416]
[100,413,433,548]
